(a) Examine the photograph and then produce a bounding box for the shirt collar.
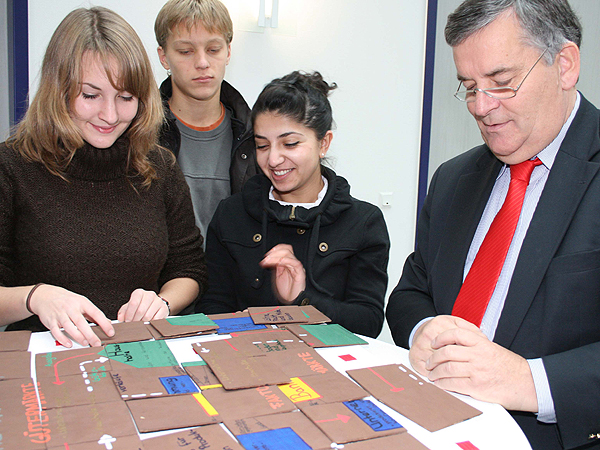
[269,176,328,209]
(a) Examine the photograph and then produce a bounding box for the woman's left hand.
[260,244,306,304]
[117,288,169,322]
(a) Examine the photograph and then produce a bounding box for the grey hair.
[445,0,582,65]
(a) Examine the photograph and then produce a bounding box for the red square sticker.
[339,354,356,361]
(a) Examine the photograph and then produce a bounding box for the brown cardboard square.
[36,347,110,380]
[0,329,31,351]
[45,401,137,446]
[341,433,430,450]
[103,340,179,370]
[0,378,47,449]
[298,401,404,444]
[225,411,332,450]
[300,305,331,324]
[145,323,164,340]
[0,350,32,380]
[202,386,296,421]
[142,424,244,450]
[192,340,290,389]
[226,329,309,356]
[149,314,218,338]
[265,347,336,377]
[110,365,198,400]
[277,372,367,404]
[46,434,145,450]
[38,372,122,409]
[126,394,221,432]
[182,362,222,390]
[93,321,154,344]
[247,306,309,324]
[346,364,481,432]
[207,311,250,320]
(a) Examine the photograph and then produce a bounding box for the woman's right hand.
[27,284,114,348]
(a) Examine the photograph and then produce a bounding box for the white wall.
[27,0,428,345]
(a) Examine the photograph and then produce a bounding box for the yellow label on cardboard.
[278,377,322,403]
[193,392,219,416]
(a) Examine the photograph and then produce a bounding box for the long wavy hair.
[8,6,164,187]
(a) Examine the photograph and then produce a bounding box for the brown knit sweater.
[0,137,207,331]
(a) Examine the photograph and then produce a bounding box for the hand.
[425,325,538,412]
[259,244,306,304]
[409,315,482,376]
[28,284,114,348]
[117,288,169,322]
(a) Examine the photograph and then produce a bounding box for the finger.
[61,319,89,347]
[427,357,474,381]
[432,375,473,396]
[431,327,483,350]
[141,298,164,321]
[117,303,127,322]
[71,314,103,347]
[263,244,294,257]
[124,289,144,322]
[49,324,73,348]
[133,291,156,322]
[82,303,114,338]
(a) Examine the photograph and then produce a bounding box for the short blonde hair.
[155,0,233,47]
[9,7,164,187]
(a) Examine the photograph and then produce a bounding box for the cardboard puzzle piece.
[45,400,137,446]
[340,432,431,450]
[149,313,219,338]
[93,320,154,344]
[192,340,290,389]
[278,372,368,405]
[247,306,310,324]
[38,372,122,409]
[142,424,244,450]
[237,427,312,450]
[225,410,333,450]
[284,324,367,347]
[126,393,221,432]
[0,378,47,450]
[182,361,222,390]
[0,350,32,380]
[209,311,268,334]
[104,340,179,370]
[299,305,331,324]
[299,400,405,444]
[36,347,110,380]
[265,347,336,377]
[0,329,31,351]
[201,386,296,421]
[226,329,309,356]
[46,434,145,450]
[109,365,199,400]
[346,364,482,432]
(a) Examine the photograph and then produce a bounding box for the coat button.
[301,298,310,306]
[589,434,600,440]
[241,153,248,159]
[319,242,328,252]
[297,228,306,235]
[253,233,262,242]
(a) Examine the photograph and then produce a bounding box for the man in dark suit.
[386,1,600,449]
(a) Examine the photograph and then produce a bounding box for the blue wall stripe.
[8,0,29,126]
[417,0,438,235]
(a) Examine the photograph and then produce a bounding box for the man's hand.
[426,326,538,412]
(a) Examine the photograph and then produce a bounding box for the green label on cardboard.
[300,324,367,346]
[104,341,178,368]
[166,313,216,327]
[181,361,208,367]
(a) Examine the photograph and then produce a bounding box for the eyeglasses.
[454,48,548,103]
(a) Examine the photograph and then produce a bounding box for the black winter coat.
[198,167,390,338]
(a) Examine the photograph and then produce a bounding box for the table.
[26,329,532,450]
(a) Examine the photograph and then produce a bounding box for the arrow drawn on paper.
[52,352,97,385]
[316,414,351,424]
[367,367,404,392]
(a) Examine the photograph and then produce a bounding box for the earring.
[167,69,172,77]
[321,153,325,157]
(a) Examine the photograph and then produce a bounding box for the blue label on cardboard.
[343,399,404,432]
[237,428,311,450]
[159,375,199,394]
[213,317,267,334]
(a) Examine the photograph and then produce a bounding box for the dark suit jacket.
[386,94,600,450]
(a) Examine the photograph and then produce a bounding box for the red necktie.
[452,158,542,326]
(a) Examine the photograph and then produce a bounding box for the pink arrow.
[52,352,97,385]
[368,367,404,392]
[316,414,351,424]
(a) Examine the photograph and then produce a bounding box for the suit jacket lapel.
[434,150,502,314]
[495,96,600,348]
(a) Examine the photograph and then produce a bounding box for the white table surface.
[27,329,532,450]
